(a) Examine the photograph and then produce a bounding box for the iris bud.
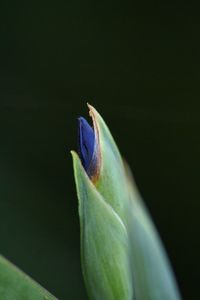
[71,104,181,300]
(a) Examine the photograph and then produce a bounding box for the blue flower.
[78,117,95,172]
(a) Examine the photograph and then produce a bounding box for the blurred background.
[0,1,199,299]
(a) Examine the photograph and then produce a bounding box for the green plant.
[71,104,181,300]
[0,104,181,300]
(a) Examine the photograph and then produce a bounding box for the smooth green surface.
[91,106,130,224]
[124,165,181,300]
[72,151,132,300]
[0,255,57,300]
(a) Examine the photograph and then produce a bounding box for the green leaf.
[71,151,133,300]
[88,104,130,224]
[124,163,182,300]
[0,255,58,300]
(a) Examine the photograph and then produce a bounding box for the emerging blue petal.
[78,117,95,172]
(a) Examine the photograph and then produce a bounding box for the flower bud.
[71,104,181,300]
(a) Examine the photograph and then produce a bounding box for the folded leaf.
[72,151,133,300]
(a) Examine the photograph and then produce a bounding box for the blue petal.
[78,117,95,171]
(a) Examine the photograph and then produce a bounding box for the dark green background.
[0,1,199,299]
